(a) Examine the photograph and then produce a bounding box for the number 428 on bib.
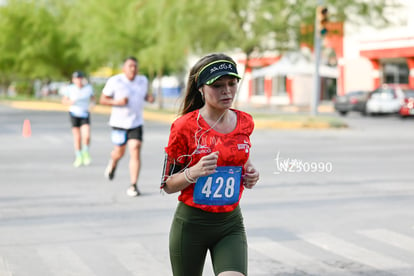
[193,166,242,206]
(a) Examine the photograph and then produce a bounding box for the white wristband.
[184,168,197,183]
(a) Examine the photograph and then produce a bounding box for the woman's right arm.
[163,152,219,194]
[163,170,193,194]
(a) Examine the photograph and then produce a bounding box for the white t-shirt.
[63,84,94,118]
[102,74,148,129]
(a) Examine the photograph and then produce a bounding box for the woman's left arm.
[243,158,259,189]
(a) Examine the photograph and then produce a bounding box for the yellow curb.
[7,101,65,111]
[142,111,177,124]
[2,100,338,129]
[318,105,334,113]
[254,119,332,129]
[4,100,177,124]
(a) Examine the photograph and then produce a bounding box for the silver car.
[366,84,408,115]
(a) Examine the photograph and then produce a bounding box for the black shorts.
[69,112,90,127]
[169,202,247,276]
[111,125,143,145]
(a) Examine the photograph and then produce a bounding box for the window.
[383,62,409,84]
[272,75,287,96]
[253,76,265,96]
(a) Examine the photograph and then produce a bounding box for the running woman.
[62,71,95,167]
[161,53,260,276]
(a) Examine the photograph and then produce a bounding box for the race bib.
[111,129,127,145]
[193,166,241,206]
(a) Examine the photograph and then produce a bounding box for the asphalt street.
[0,104,414,276]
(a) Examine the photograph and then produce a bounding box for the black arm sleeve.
[160,152,184,189]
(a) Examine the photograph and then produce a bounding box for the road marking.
[249,237,357,276]
[300,232,411,270]
[358,229,414,254]
[37,246,96,276]
[0,257,12,276]
[110,242,171,276]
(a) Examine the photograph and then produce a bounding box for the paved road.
[0,104,413,276]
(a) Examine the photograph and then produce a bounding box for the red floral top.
[164,109,254,213]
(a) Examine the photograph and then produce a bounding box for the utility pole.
[311,3,328,116]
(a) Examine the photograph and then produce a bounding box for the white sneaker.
[126,185,140,197]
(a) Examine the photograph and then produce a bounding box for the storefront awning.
[252,52,338,78]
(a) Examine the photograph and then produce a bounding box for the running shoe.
[126,184,140,197]
[104,160,116,180]
[73,156,83,168]
[82,151,91,166]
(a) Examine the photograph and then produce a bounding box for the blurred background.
[0,0,412,112]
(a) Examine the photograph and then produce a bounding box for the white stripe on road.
[300,232,411,270]
[0,257,12,276]
[37,246,96,276]
[358,229,414,254]
[110,242,171,276]
[249,237,358,276]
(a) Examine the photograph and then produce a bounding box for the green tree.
[68,0,192,108]
[63,0,138,71]
[137,0,192,108]
[0,0,87,95]
[0,0,403,99]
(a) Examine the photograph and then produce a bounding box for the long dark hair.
[179,53,238,115]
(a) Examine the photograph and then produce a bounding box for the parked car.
[365,84,412,115]
[399,89,414,117]
[333,90,369,116]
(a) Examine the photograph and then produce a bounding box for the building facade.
[237,1,413,107]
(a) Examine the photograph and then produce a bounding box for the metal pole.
[311,1,324,116]
[311,33,322,116]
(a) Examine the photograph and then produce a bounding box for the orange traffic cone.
[22,119,32,138]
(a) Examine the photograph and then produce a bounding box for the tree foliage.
[0,0,402,96]
[0,0,87,82]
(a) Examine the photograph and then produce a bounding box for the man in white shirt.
[100,56,154,197]
[62,71,95,167]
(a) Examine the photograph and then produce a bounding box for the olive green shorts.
[169,202,248,276]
